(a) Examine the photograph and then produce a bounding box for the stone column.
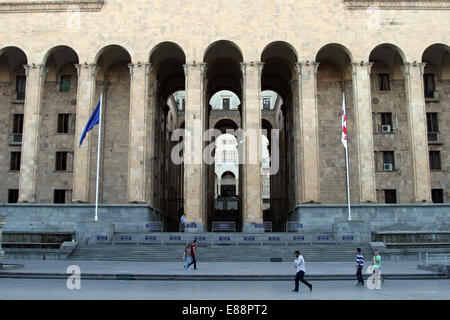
[18,64,47,202]
[127,63,150,203]
[351,62,377,203]
[146,79,158,206]
[72,63,98,203]
[0,213,5,264]
[402,62,432,202]
[241,62,264,232]
[183,63,206,232]
[295,62,320,203]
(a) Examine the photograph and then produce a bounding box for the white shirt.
[294,255,305,273]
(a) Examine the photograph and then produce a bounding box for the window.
[54,190,66,204]
[424,73,435,98]
[16,75,26,100]
[383,151,395,170]
[222,151,227,162]
[10,152,21,171]
[262,97,271,109]
[8,189,19,203]
[378,73,390,91]
[380,113,392,132]
[57,114,71,133]
[427,113,439,142]
[60,75,71,92]
[429,151,441,170]
[222,98,230,110]
[431,189,444,203]
[12,114,24,134]
[55,152,68,171]
[385,189,397,203]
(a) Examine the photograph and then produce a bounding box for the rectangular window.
[380,113,393,132]
[424,73,435,98]
[12,114,24,134]
[223,98,230,110]
[10,151,21,171]
[60,75,71,92]
[57,114,71,133]
[8,189,19,203]
[431,189,444,203]
[378,73,390,91]
[54,190,66,204]
[16,75,26,100]
[222,151,227,162]
[429,151,441,170]
[426,113,439,133]
[55,152,68,171]
[383,151,395,170]
[385,189,397,203]
[262,97,271,109]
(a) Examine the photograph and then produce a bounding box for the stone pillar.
[127,63,150,203]
[146,80,158,206]
[241,62,264,233]
[295,62,320,203]
[351,62,377,203]
[402,62,432,202]
[0,214,5,264]
[18,64,47,202]
[72,63,98,203]
[183,63,206,232]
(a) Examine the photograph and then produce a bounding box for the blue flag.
[78,100,100,147]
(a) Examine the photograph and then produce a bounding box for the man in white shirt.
[293,250,312,292]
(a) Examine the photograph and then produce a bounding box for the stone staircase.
[68,243,373,262]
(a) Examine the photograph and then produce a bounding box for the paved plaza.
[1,278,449,300]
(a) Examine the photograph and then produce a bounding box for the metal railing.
[420,252,450,266]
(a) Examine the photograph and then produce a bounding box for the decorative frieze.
[0,1,104,13]
[344,0,450,10]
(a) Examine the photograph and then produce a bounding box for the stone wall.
[0,204,166,234]
[0,213,4,263]
[288,204,450,233]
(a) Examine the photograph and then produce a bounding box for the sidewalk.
[0,259,445,280]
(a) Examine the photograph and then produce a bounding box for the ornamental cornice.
[344,0,450,10]
[0,1,104,13]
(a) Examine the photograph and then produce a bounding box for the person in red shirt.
[187,240,197,270]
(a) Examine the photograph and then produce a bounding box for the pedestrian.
[293,250,312,292]
[371,249,383,287]
[180,213,186,232]
[187,239,197,270]
[355,247,364,286]
[183,244,191,270]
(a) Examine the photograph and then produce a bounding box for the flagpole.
[343,92,352,221]
[94,93,102,222]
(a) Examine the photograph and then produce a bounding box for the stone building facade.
[0,0,449,232]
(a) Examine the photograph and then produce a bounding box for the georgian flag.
[341,92,348,150]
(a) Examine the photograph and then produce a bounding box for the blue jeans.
[185,257,191,268]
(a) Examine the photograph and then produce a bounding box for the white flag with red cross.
[341,92,348,149]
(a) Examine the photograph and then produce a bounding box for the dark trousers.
[188,255,197,269]
[294,271,311,291]
[356,265,364,284]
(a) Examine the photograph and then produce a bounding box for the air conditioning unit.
[9,133,22,145]
[383,163,393,171]
[381,125,391,133]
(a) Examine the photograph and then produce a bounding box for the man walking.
[187,239,197,270]
[355,248,364,286]
[293,250,312,292]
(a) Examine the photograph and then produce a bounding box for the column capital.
[74,63,98,77]
[401,62,426,76]
[295,61,319,75]
[240,61,264,76]
[23,63,48,78]
[183,62,207,76]
[128,62,151,76]
[351,61,373,75]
